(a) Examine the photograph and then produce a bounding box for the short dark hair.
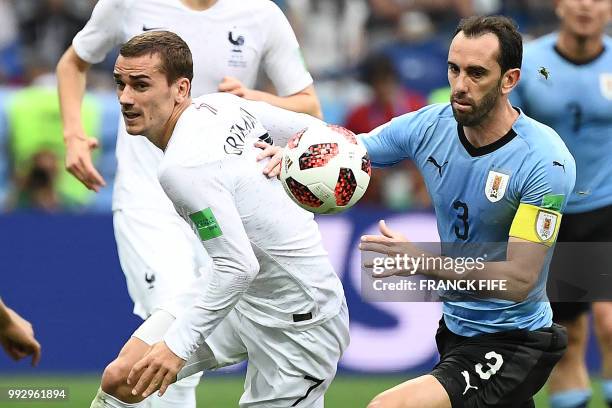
[360,53,397,85]
[454,15,522,73]
[119,31,193,86]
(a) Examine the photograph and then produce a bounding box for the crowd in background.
[0,0,604,213]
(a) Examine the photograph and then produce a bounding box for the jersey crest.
[484,170,510,203]
[600,73,612,100]
[536,210,558,241]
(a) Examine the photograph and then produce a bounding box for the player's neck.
[157,99,192,151]
[179,0,218,11]
[557,29,605,63]
[463,101,518,148]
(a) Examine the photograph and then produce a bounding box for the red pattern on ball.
[299,143,339,170]
[334,168,357,206]
[287,128,307,149]
[328,124,357,144]
[361,153,372,176]
[286,177,323,208]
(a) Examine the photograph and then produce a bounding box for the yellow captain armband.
[509,203,562,247]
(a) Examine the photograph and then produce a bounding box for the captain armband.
[509,203,562,247]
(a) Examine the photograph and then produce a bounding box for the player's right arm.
[256,103,437,177]
[57,47,105,191]
[158,161,260,361]
[56,0,126,191]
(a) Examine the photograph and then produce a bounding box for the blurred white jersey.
[72,0,313,211]
[157,94,344,359]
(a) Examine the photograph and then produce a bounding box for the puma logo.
[553,161,566,172]
[427,156,448,177]
[145,272,156,289]
[462,371,478,395]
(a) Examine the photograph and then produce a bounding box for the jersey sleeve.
[242,99,324,145]
[260,3,313,96]
[72,0,127,64]
[509,150,576,246]
[159,162,260,360]
[358,105,439,167]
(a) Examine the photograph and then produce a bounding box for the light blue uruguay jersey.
[361,103,576,337]
[513,33,612,213]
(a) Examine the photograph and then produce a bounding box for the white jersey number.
[475,351,504,380]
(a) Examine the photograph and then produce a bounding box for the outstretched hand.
[360,220,420,278]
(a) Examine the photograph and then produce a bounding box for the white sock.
[90,388,146,408]
[148,372,202,408]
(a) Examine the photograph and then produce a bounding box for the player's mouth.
[576,15,594,25]
[452,99,472,111]
[122,111,141,122]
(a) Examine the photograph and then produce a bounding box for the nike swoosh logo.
[142,25,167,31]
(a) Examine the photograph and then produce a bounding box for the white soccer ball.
[280,124,371,214]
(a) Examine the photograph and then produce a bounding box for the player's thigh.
[368,375,451,408]
[237,304,350,407]
[430,321,567,408]
[178,309,248,380]
[113,208,208,318]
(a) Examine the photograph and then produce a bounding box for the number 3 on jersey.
[475,351,504,380]
[453,200,469,240]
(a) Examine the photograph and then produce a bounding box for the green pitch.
[0,375,607,407]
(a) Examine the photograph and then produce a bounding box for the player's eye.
[469,70,485,80]
[114,80,125,90]
[133,82,149,91]
[448,64,459,74]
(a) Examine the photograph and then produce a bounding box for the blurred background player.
[56,1,320,407]
[0,298,41,367]
[513,0,612,407]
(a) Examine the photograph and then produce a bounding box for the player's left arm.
[128,162,259,398]
[218,3,321,118]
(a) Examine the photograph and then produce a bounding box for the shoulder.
[91,0,132,14]
[514,111,576,175]
[515,111,569,156]
[193,92,244,109]
[392,103,453,127]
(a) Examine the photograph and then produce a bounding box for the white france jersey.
[158,94,344,358]
[72,0,313,211]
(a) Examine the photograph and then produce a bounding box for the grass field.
[0,375,607,407]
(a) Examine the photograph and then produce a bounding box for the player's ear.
[175,77,191,102]
[501,68,520,95]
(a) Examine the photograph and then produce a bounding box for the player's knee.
[564,320,589,348]
[101,358,131,397]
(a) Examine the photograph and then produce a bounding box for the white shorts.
[113,208,210,319]
[133,303,350,407]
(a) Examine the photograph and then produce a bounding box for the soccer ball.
[280,124,371,214]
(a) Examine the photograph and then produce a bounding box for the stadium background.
[0,0,609,406]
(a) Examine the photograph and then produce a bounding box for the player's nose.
[118,87,135,106]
